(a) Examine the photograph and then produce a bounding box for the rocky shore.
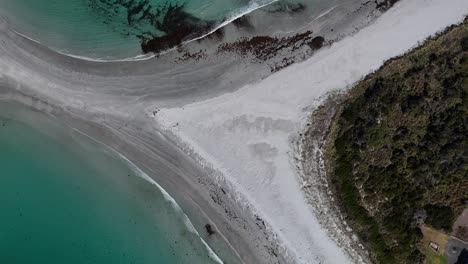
[296,93,371,263]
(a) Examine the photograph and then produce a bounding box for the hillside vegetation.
[324,17,468,263]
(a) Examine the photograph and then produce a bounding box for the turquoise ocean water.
[0,102,220,264]
[0,0,275,59]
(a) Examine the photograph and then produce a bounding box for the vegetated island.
[314,17,467,263]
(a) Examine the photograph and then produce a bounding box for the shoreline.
[0,99,223,264]
[1,0,346,62]
[1,0,385,65]
[4,0,280,63]
[296,92,370,262]
[1,0,467,263]
[0,95,256,263]
[79,129,225,264]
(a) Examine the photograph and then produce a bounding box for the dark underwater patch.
[139,4,215,54]
[87,0,215,54]
[87,0,158,33]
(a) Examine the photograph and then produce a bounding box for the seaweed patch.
[217,31,324,61]
[139,4,215,54]
[87,1,215,54]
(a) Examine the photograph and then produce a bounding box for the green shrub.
[325,18,468,264]
[461,36,468,51]
[424,205,455,231]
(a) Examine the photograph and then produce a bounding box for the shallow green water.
[0,103,220,264]
[0,0,272,59]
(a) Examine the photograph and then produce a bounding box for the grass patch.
[424,248,447,264]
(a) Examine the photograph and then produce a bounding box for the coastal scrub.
[323,17,468,263]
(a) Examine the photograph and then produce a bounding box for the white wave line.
[69,126,224,264]
[6,0,279,63]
